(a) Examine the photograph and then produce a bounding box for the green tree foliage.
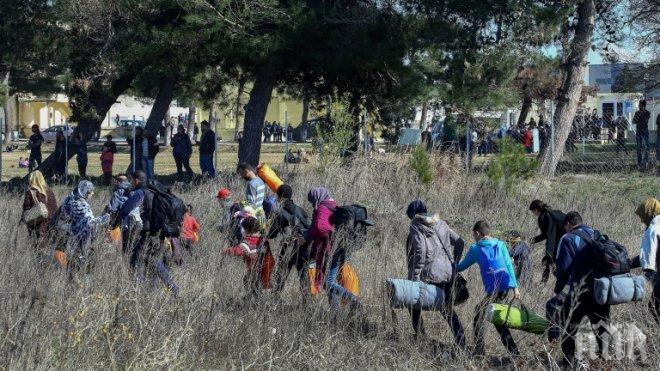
[487,138,539,191]
[410,145,434,185]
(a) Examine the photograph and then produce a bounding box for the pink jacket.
[309,199,336,244]
[310,200,337,291]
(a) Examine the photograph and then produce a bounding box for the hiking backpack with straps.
[329,204,374,250]
[572,229,631,279]
[145,180,186,237]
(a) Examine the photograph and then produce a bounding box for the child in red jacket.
[222,217,275,292]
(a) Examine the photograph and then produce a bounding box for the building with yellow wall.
[14,92,313,139]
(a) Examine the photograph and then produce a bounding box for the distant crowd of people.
[262,122,292,143]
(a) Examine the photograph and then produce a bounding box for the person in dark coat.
[73,134,88,179]
[266,184,312,294]
[529,200,566,283]
[171,124,194,180]
[53,130,67,180]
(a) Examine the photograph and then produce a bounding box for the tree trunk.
[189,106,196,125]
[540,0,595,177]
[516,95,532,127]
[301,94,310,125]
[238,67,275,167]
[34,65,146,179]
[419,101,428,130]
[234,74,246,141]
[2,72,9,144]
[145,75,177,136]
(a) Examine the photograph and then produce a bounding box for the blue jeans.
[324,252,359,308]
[199,154,215,177]
[142,158,154,179]
[636,131,650,168]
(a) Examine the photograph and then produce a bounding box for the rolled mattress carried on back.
[386,278,444,311]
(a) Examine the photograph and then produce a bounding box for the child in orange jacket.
[222,216,275,292]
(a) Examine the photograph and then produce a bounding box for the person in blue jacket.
[457,220,520,356]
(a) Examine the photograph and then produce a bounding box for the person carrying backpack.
[121,171,182,296]
[457,221,520,357]
[529,200,566,283]
[554,212,612,367]
[266,184,311,294]
[405,200,466,348]
[305,186,362,310]
[633,198,660,322]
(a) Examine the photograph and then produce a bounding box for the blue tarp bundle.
[386,278,445,311]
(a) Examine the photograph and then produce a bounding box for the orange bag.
[338,263,360,297]
[108,227,121,244]
[307,264,359,297]
[257,163,284,193]
[54,250,67,269]
[308,266,319,295]
[260,252,276,289]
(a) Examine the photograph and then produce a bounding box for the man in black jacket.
[266,184,311,293]
[197,121,216,177]
[121,171,179,296]
[529,200,566,283]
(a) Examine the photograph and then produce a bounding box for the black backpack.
[146,180,186,237]
[572,229,631,279]
[330,204,374,249]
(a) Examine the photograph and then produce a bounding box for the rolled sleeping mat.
[486,302,549,335]
[593,273,646,305]
[257,163,284,193]
[386,278,445,311]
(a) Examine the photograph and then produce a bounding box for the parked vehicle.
[111,119,146,139]
[42,125,74,143]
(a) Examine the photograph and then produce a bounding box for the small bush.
[487,138,538,191]
[410,145,433,184]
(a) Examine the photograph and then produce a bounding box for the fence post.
[0,117,3,182]
[466,119,471,169]
[65,121,69,183]
[214,114,218,171]
[550,101,556,176]
[131,123,136,174]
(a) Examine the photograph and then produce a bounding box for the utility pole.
[284,110,289,173]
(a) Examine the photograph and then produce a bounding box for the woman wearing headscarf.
[405,200,466,347]
[60,180,110,271]
[529,200,566,283]
[634,198,660,322]
[21,170,58,239]
[305,186,361,308]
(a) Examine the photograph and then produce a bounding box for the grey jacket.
[406,215,465,284]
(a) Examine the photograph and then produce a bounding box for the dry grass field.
[0,157,658,369]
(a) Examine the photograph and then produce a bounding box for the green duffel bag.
[486,298,549,335]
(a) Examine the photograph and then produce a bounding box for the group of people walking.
[17,164,660,367]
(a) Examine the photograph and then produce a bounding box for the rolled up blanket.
[386,278,444,311]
